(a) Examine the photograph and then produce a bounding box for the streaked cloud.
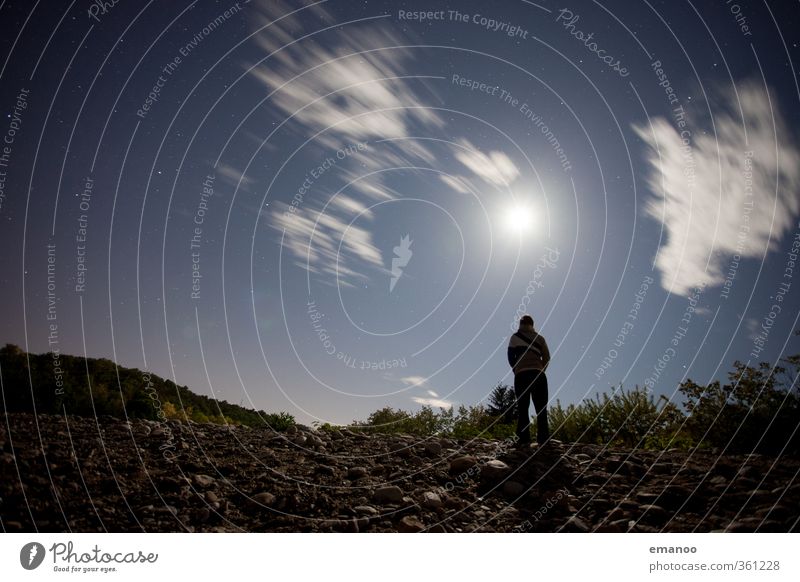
[247,2,524,286]
[400,375,428,387]
[247,1,446,285]
[453,138,520,187]
[439,174,472,193]
[411,396,453,408]
[216,162,255,191]
[634,82,800,296]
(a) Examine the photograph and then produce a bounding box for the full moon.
[503,203,536,234]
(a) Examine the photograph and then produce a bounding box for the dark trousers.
[514,369,549,445]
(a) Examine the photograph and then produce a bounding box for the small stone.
[155,505,178,516]
[252,492,276,506]
[322,519,358,532]
[635,491,660,505]
[205,491,219,503]
[482,459,510,480]
[449,455,478,474]
[193,474,215,487]
[639,504,670,523]
[347,466,369,480]
[423,441,442,456]
[502,481,525,497]
[604,507,628,522]
[421,491,442,510]
[354,505,379,516]
[709,475,727,486]
[374,486,404,504]
[562,516,591,532]
[398,515,425,532]
[596,519,627,532]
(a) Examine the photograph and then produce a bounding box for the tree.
[679,357,800,454]
[486,383,517,424]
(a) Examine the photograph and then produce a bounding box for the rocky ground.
[1,413,798,532]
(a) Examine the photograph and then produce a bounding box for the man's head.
[519,315,534,329]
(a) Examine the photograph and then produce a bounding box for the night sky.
[1,0,799,425]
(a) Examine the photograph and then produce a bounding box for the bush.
[262,411,296,432]
[351,403,516,440]
[679,357,800,454]
[546,386,686,448]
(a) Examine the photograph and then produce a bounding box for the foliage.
[351,403,516,440]
[486,383,517,424]
[678,357,800,454]
[353,353,800,453]
[4,341,798,453]
[546,386,686,449]
[262,411,297,432]
[0,344,294,429]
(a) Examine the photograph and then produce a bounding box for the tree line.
[2,343,798,454]
[351,353,800,455]
[0,344,295,430]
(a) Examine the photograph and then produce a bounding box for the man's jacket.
[507,329,550,375]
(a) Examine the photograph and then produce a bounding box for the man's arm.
[507,345,518,368]
[540,337,551,370]
[507,335,526,369]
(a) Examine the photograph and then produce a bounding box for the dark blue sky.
[1,0,799,425]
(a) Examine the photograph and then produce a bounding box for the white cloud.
[411,396,453,409]
[403,379,451,407]
[439,174,472,193]
[272,201,384,286]
[400,375,428,387]
[247,1,449,285]
[248,2,525,285]
[634,82,800,296]
[453,139,520,187]
[216,163,255,191]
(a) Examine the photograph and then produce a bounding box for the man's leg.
[531,371,549,445]
[514,371,533,444]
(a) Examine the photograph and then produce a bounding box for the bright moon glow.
[503,203,536,233]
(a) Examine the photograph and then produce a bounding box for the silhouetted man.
[507,314,550,446]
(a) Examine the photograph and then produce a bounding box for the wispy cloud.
[438,174,472,193]
[247,2,524,286]
[453,138,520,187]
[216,162,255,191]
[247,1,447,285]
[401,377,452,407]
[411,396,453,408]
[400,375,428,387]
[634,82,800,296]
[272,201,383,285]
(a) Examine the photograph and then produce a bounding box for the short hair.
[520,315,534,326]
